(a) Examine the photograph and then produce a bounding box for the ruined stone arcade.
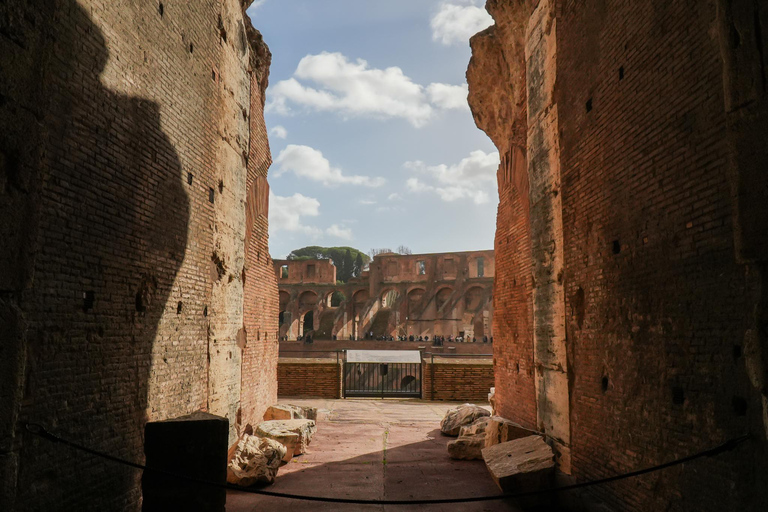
[275,251,494,342]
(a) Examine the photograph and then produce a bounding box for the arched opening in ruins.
[330,290,346,307]
[380,288,400,309]
[435,286,453,310]
[301,310,314,337]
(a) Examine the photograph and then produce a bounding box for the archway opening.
[302,310,314,336]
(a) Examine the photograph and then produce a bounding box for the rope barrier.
[24,422,749,505]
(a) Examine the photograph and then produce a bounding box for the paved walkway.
[227,399,520,512]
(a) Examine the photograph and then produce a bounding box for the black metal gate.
[343,362,422,398]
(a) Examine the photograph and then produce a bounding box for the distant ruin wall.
[0,1,276,510]
[468,0,768,510]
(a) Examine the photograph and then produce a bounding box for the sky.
[246,0,498,259]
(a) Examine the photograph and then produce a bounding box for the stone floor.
[226,398,521,512]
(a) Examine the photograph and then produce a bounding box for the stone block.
[264,404,318,421]
[440,404,491,436]
[459,416,490,437]
[481,436,554,493]
[484,416,533,448]
[227,434,286,486]
[142,412,228,512]
[256,419,316,462]
[447,432,486,460]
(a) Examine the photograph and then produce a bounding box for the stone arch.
[435,286,453,309]
[464,286,486,311]
[298,290,318,311]
[279,290,290,310]
[330,290,347,307]
[380,288,400,309]
[352,289,369,303]
[407,287,426,304]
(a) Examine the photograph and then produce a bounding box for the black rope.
[24,423,750,505]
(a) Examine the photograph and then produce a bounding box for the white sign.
[346,350,421,364]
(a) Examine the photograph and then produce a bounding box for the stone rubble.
[256,419,317,463]
[263,404,318,421]
[484,416,533,448]
[447,416,491,460]
[440,404,491,436]
[227,434,287,486]
[482,435,555,493]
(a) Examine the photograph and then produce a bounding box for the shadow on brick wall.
[2,1,188,509]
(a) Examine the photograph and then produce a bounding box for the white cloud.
[404,149,499,204]
[359,199,377,205]
[387,193,403,201]
[275,144,386,187]
[431,1,494,46]
[246,0,268,16]
[268,191,322,237]
[427,83,469,111]
[267,52,468,127]
[326,224,353,240]
[270,125,288,139]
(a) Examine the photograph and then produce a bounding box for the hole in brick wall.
[158,2,164,17]
[211,69,217,82]
[672,386,685,405]
[730,24,741,49]
[177,301,183,314]
[187,172,193,185]
[82,291,95,312]
[189,43,194,54]
[601,375,609,393]
[732,396,747,416]
[612,240,621,254]
[619,66,624,79]
[586,98,593,112]
[203,306,208,317]
[218,179,224,193]
[135,290,145,313]
[98,326,105,337]
[516,362,520,373]
[733,344,742,360]
[208,187,215,204]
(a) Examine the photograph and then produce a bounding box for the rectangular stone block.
[142,412,228,512]
[482,435,554,493]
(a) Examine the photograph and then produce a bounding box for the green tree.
[353,253,364,278]
[286,246,369,283]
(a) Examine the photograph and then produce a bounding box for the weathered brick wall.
[468,0,768,510]
[240,25,279,435]
[468,1,537,429]
[423,361,494,402]
[0,1,274,510]
[557,1,765,509]
[278,360,342,399]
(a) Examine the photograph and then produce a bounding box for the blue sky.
[246,0,497,259]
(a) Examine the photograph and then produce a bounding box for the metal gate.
[343,350,422,398]
[343,362,422,397]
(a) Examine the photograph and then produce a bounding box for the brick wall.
[0,1,274,510]
[240,26,279,435]
[423,361,494,402]
[467,0,768,510]
[468,2,537,429]
[557,1,763,509]
[278,360,342,399]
